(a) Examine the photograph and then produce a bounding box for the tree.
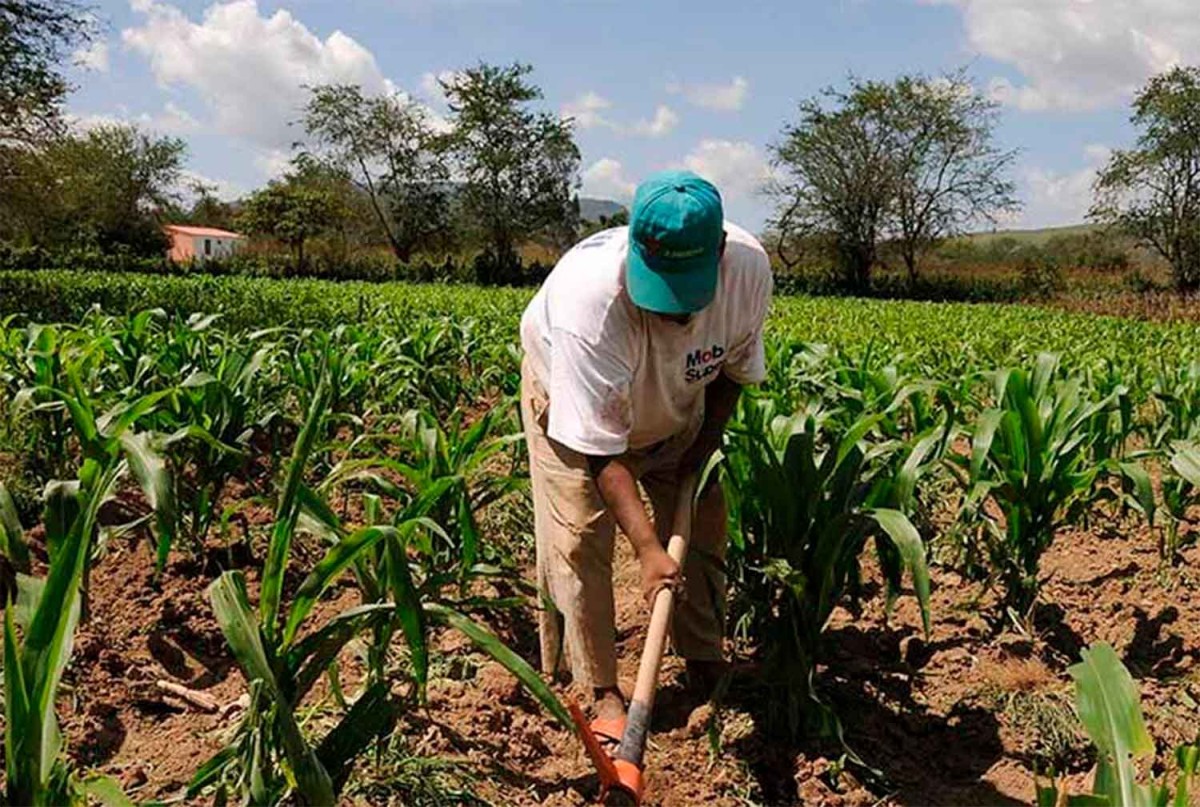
[768,73,1019,290]
[768,80,899,291]
[884,73,1018,283]
[181,180,238,231]
[442,62,580,284]
[238,177,339,270]
[0,0,95,143]
[300,83,451,263]
[1092,66,1200,292]
[0,124,186,255]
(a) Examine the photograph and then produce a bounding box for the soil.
[29,499,1200,806]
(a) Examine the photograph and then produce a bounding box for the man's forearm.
[588,454,660,558]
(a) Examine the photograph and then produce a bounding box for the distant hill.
[962,223,1100,246]
[579,197,626,221]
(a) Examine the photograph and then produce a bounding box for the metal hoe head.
[568,701,644,805]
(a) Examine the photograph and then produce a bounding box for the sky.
[66,0,1199,232]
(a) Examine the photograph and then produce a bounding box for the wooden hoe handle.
[614,473,698,780]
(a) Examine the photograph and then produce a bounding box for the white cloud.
[666,76,748,111]
[1014,144,1110,228]
[123,0,395,153]
[678,139,772,200]
[562,91,613,130]
[630,105,678,138]
[74,41,110,72]
[68,112,125,132]
[932,0,1200,110]
[67,102,199,134]
[254,149,293,179]
[581,158,636,201]
[180,169,243,201]
[562,92,677,138]
[419,69,464,106]
[148,101,200,134]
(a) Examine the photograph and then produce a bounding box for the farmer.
[518,170,773,741]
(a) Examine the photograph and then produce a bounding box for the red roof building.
[164,224,245,263]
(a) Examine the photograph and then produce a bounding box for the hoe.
[569,474,699,805]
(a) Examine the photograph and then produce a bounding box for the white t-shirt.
[520,221,774,456]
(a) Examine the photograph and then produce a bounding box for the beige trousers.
[520,359,727,690]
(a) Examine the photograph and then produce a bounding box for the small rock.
[685,703,714,738]
[121,766,148,789]
[965,616,989,638]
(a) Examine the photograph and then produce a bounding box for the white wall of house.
[194,235,239,261]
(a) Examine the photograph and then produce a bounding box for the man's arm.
[585,371,742,603]
[678,370,743,477]
[588,454,681,603]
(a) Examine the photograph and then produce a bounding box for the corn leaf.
[80,774,135,807]
[281,525,396,648]
[1069,642,1154,807]
[261,379,328,642]
[868,508,931,636]
[1118,461,1156,526]
[385,530,428,700]
[208,571,335,805]
[314,682,395,792]
[119,431,178,574]
[5,606,31,803]
[288,603,395,702]
[0,482,29,572]
[425,603,572,732]
[1169,442,1200,488]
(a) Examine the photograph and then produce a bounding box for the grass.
[961,223,1101,247]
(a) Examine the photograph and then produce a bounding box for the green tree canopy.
[769,73,1018,289]
[1092,66,1200,292]
[0,124,186,255]
[884,73,1019,282]
[442,62,580,284]
[299,83,452,263]
[238,175,341,270]
[0,0,95,142]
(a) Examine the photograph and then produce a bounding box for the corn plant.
[1151,359,1200,448]
[322,407,524,583]
[3,407,171,804]
[1159,441,1200,564]
[156,332,277,558]
[1036,642,1199,807]
[192,380,569,805]
[951,354,1127,628]
[718,394,931,740]
[6,324,92,481]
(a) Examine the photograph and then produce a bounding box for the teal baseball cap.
[626,170,724,314]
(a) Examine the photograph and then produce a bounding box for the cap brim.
[626,250,719,315]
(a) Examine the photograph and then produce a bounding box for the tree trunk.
[296,238,306,274]
[904,249,919,288]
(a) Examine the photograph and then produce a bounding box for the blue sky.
[68,0,1193,231]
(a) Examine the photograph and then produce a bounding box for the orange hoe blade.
[571,475,698,805]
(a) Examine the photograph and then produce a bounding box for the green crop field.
[960,223,1100,247]
[1,269,1198,804]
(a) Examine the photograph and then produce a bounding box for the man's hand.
[590,453,680,608]
[637,543,680,603]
